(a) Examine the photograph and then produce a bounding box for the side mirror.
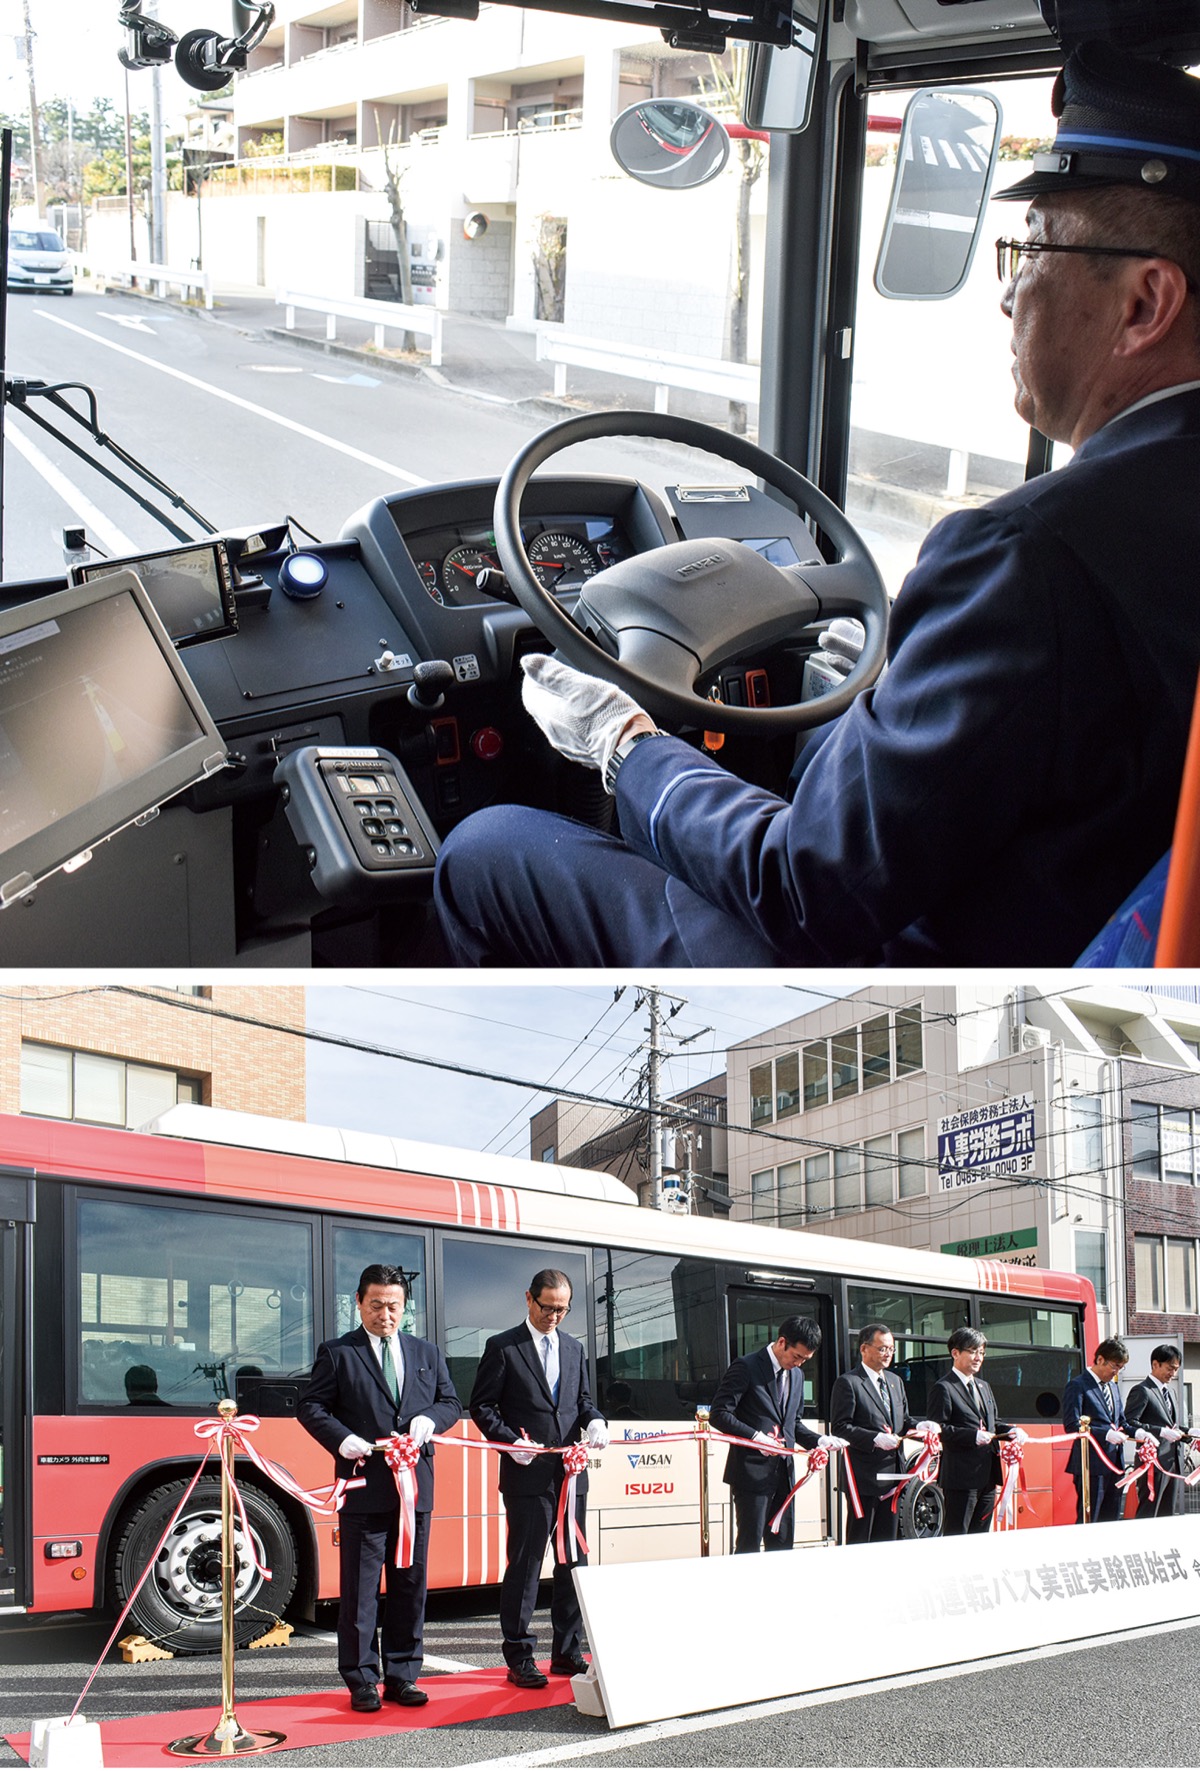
[874,88,1002,300]
[741,2,823,134]
[609,101,730,190]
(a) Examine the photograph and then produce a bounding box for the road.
[2,1597,1198,1768]
[0,289,928,589]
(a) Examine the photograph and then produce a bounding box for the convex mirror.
[609,101,730,189]
[874,88,1001,300]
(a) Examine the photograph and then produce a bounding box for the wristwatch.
[603,728,661,795]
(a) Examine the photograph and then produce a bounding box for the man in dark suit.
[469,1268,608,1689]
[927,1328,1026,1535]
[831,1323,935,1545]
[298,1263,460,1712]
[1124,1343,1193,1519]
[710,1315,845,1553]
[1062,1336,1132,1523]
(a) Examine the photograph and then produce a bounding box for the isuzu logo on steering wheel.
[675,554,724,580]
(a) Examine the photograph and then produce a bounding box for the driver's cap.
[998,41,1200,205]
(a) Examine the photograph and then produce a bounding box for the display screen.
[742,536,801,567]
[75,539,237,647]
[0,572,225,900]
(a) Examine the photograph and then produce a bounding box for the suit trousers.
[941,1485,998,1536]
[337,1508,430,1689]
[1071,1470,1125,1524]
[500,1487,588,1666]
[1136,1469,1182,1518]
[845,1487,899,1546]
[732,1477,795,1553]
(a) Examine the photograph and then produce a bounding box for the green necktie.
[381,1335,400,1403]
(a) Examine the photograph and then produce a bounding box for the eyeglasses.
[532,1299,571,1317]
[995,237,1178,284]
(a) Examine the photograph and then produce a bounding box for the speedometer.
[528,532,598,593]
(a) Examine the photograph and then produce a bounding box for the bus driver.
[434,43,1200,968]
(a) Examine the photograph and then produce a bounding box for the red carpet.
[6,1664,579,1765]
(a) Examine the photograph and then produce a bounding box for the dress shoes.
[548,1653,589,1676]
[384,1679,430,1707]
[506,1658,549,1689]
[349,1686,381,1713]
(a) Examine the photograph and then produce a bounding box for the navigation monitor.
[0,570,227,906]
[73,538,238,648]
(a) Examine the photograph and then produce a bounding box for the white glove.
[914,1421,939,1436]
[1161,1425,1185,1443]
[817,1435,848,1451]
[975,1429,993,1446]
[586,1420,610,1450]
[1105,1427,1126,1445]
[507,1438,543,1466]
[1007,1427,1029,1445]
[339,1433,375,1460]
[407,1415,436,1447]
[520,653,645,775]
[1134,1428,1151,1443]
[873,1431,900,1450]
[753,1430,784,1447]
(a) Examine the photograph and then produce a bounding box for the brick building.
[2,986,306,1127]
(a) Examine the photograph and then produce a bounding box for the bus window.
[595,1250,721,1418]
[441,1237,588,1406]
[980,1346,1083,1422]
[978,1299,1080,1346]
[847,1286,969,1343]
[726,1286,824,1416]
[75,1196,314,1408]
[329,1222,428,1339]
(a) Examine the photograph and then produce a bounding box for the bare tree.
[699,49,763,435]
[371,107,416,351]
[532,213,566,323]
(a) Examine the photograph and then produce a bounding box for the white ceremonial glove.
[520,653,646,775]
[1007,1427,1029,1445]
[914,1421,939,1436]
[817,1435,848,1451]
[407,1415,436,1447]
[1105,1427,1126,1445]
[339,1433,375,1460]
[975,1429,994,1446]
[587,1420,610,1450]
[753,1430,784,1446]
[507,1438,543,1466]
[873,1431,900,1450]
[1133,1428,1152,1443]
[1161,1426,1185,1443]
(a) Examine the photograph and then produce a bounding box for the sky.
[0,0,235,116]
[302,981,857,1159]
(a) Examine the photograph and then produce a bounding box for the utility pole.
[636,986,710,1210]
[19,0,44,214]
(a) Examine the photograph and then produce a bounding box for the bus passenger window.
[330,1225,428,1338]
[441,1238,587,1406]
[594,1251,720,1419]
[76,1197,314,1408]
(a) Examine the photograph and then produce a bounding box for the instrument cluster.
[404,514,632,607]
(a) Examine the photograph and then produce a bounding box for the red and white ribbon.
[555,1441,591,1564]
[769,1445,829,1536]
[993,1437,1032,1530]
[882,1427,941,1514]
[380,1433,422,1568]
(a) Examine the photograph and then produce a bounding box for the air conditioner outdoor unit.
[1021,1025,1052,1051]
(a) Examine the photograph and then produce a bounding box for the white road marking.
[465,1614,1200,1768]
[33,309,429,488]
[5,424,137,555]
[100,313,159,333]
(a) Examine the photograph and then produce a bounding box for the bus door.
[725,1285,835,1545]
[0,1170,34,1611]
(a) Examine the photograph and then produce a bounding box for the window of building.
[540,1146,556,1162]
[863,1134,892,1206]
[1068,1095,1104,1173]
[831,1030,859,1101]
[77,1194,313,1409]
[776,1161,803,1226]
[1130,1101,1200,1185]
[861,1015,891,1090]
[749,1063,773,1127]
[805,1152,831,1217]
[1167,1239,1197,1314]
[750,1168,775,1222]
[1163,1112,1195,1185]
[897,1127,926,1200]
[21,1043,202,1127]
[1131,1100,1161,1180]
[802,1041,830,1111]
[895,1006,923,1077]
[1074,1229,1107,1307]
[834,1146,861,1212]
[775,1052,800,1120]
[1135,1236,1165,1312]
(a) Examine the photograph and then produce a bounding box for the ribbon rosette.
[555,1441,591,1565]
[883,1426,941,1514]
[769,1444,828,1536]
[381,1433,423,1568]
[993,1437,1031,1530]
[1117,1436,1159,1501]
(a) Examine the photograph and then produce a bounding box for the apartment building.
[2,985,307,1126]
[724,982,1200,1406]
[530,1074,729,1215]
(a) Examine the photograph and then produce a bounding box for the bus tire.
[896,1478,945,1540]
[110,1477,298,1654]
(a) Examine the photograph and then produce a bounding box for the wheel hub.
[155,1510,261,1615]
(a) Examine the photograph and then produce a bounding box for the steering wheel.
[494,410,889,735]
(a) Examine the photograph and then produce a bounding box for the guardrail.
[87,256,214,309]
[535,328,758,412]
[276,288,443,364]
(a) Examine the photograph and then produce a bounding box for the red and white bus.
[0,1104,1096,1650]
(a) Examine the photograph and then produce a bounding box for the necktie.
[542,1333,560,1402]
[1164,1385,1176,1424]
[967,1379,981,1415]
[878,1375,893,1426]
[778,1368,789,1414]
[380,1335,400,1403]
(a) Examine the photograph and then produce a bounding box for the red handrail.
[1156,668,1200,965]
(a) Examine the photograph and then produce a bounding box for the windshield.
[9,230,65,251]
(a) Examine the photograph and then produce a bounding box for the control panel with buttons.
[274,745,440,905]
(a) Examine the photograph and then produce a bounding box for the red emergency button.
[471,727,504,762]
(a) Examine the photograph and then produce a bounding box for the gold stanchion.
[696,1406,711,1557]
[1079,1413,1092,1524]
[169,1402,286,1758]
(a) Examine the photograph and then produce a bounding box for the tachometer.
[443,546,500,598]
[528,532,598,593]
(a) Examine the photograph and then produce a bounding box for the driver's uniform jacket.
[614,386,1200,964]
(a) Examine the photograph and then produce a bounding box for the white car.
[7,225,73,295]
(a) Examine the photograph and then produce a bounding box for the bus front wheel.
[110,1477,298,1654]
[896,1477,945,1539]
